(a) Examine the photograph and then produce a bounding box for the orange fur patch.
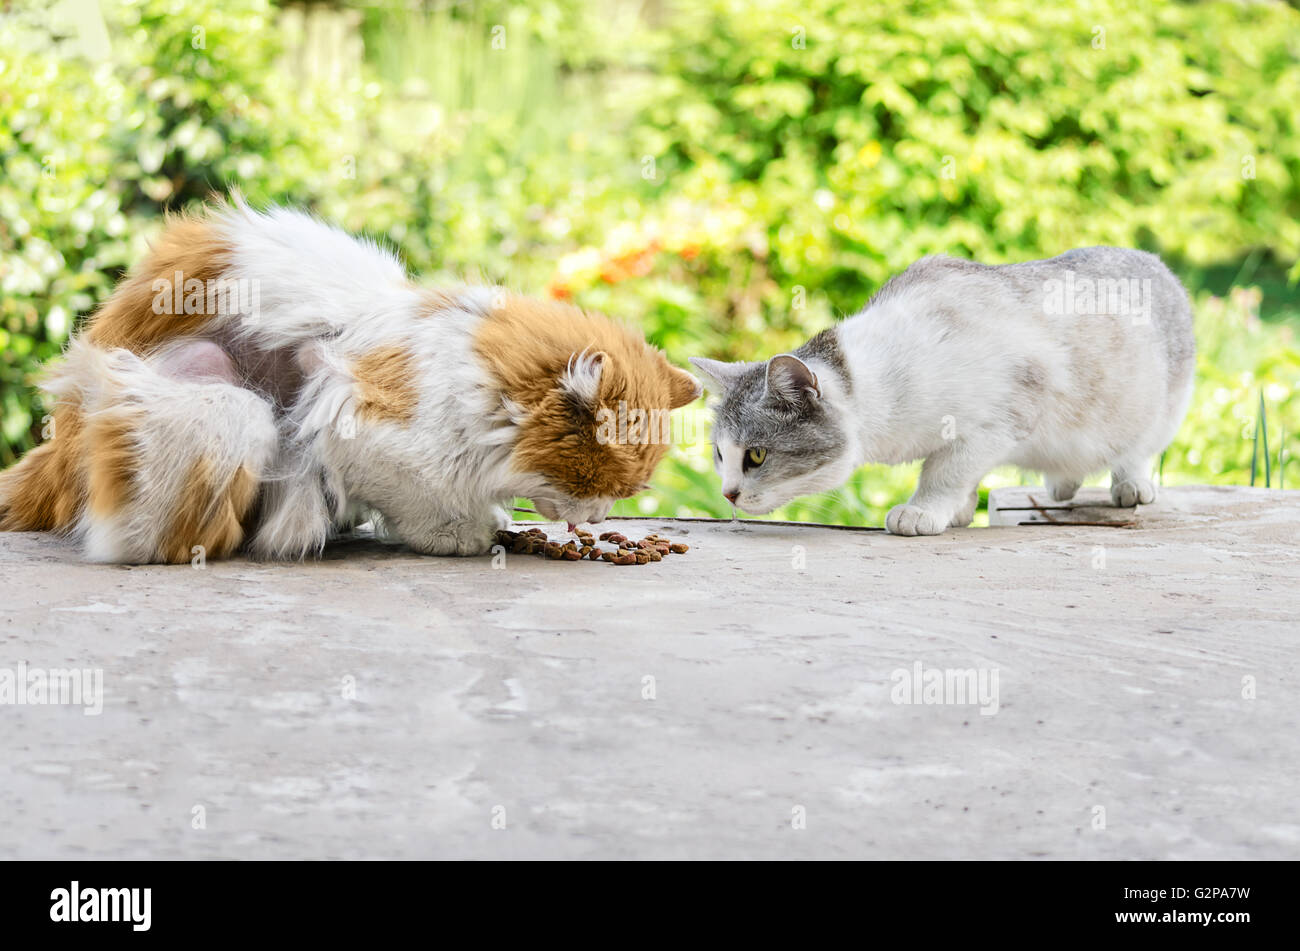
[86,213,233,353]
[472,294,700,499]
[85,412,137,518]
[353,346,419,424]
[160,459,257,564]
[0,403,89,532]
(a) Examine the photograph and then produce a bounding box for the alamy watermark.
[0,663,103,715]
[50,882,150,931]
[890,661,999,716]
[151,270,261,322]
[595,401,708,446]
[1043,270,1151,325]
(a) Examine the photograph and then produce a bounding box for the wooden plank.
[987,486,1140,527]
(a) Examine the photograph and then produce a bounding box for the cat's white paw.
[886,503,949,536]
[406,519,496,556]
[1110,477,1156,508]
[1047,477,1082,502]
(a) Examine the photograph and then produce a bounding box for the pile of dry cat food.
[493,527,689,565]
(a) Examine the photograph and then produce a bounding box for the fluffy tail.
[1,196,270,559]
[2,341,278,564]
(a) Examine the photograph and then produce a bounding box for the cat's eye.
[745,447,767,469]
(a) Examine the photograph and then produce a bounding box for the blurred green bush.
[1,0,1296,522]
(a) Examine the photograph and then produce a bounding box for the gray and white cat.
[690,248,1196,535]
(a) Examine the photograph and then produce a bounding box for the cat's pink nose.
[723,490,739,504]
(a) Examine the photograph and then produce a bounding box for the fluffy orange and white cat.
[0,199,700,562]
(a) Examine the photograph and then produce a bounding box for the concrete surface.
[0,485,1296,859]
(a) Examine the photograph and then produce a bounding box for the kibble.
[492,527,690,566]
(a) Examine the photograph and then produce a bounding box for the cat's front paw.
[886,503,949,536]
[1110,477,1156,508]
[405,519,496,556]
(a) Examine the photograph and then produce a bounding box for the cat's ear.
[559,350,606,404]
[765,354,820,406]
[667,366,703,409]
[688,357,749,395]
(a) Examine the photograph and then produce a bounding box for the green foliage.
[1,0,1297,519]
[1,7,129,462]
[1172,288,1298,493]
[638,0,1300,313]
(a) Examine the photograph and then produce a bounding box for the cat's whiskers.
[787,490,857,523]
